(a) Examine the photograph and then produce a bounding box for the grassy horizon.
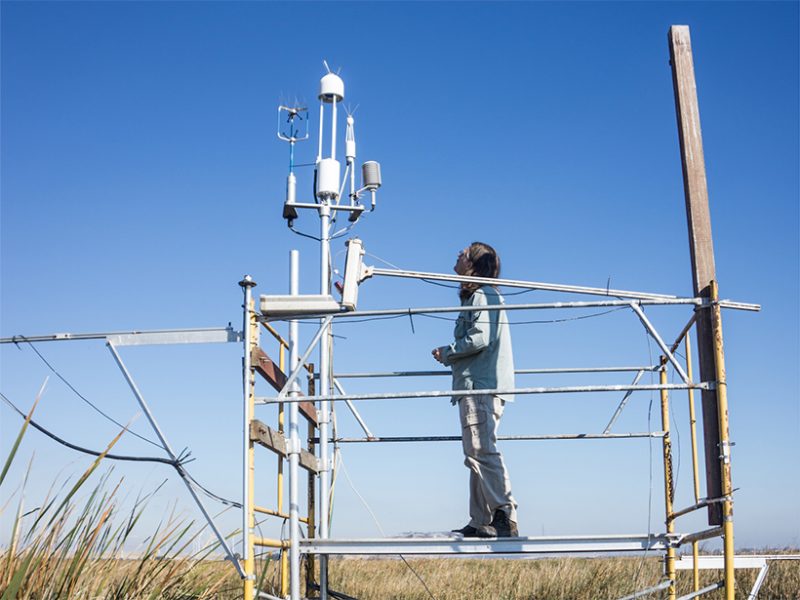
[2,394,798,598]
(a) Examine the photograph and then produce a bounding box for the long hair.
[459,241,501,301]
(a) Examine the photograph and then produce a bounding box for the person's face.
[454,247,470,275]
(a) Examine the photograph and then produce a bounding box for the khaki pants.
[459,395,517,527]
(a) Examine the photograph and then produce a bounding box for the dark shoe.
[451,523,496,538]
[491,509,519,537]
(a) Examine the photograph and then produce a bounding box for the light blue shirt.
[440,286,515,403]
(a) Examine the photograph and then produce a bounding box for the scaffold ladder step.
[251,419,320,473]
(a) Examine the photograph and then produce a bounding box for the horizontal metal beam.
[675,555,767,570]
[1,326,242,345]
[254,505,309,525]
[260,298,758,324]
[324,432,666,443]
[369,267,682,301]
[329,366,659,379]
[262,299,695,323]
[299,533,678,555]
[367,267,760,311]
[257,382,711,405]
[285,201,365,213]
[108,328,242,346]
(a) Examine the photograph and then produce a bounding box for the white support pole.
[330,97,337,161]
[288,251,302,600]
[318,203,331,600]
[317,104,324,163]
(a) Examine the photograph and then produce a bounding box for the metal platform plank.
[299,534,676,555]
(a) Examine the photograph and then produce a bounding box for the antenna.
[277,104,309,222]
[278,66,383,225]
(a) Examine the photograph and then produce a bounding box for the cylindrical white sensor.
[345,115,356,162]
[362,161,382,190]
[319,73,344,103]
[286,172,296,204]
[317,158,341,199]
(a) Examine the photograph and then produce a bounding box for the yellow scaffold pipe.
[710,281,736,600]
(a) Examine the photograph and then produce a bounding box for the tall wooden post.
[668,25,723,526]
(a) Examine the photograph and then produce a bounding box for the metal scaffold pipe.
[318,204,331,600]
[366,267,760,311]
[257,382,711,405]
[288,251,302,600]
[329,366,659,379]
[241,276,257,599]
[324,432,667,444]
[259,297,758,326]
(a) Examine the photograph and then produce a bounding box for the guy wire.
[337,452,438,600]
[1,390,243,508]
[16,337,162,449]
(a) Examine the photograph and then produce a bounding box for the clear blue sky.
[1,1,798,556]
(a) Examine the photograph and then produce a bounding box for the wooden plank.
[669,24,722,525]
[250,420,320,473]
[251,346,318,427]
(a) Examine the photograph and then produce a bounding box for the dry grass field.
[323,555,800,600]
[2,553,799,599]
[2,400,798,598]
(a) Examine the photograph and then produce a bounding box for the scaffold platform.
[298,533,678,555]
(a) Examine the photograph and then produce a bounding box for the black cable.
[296,307,624,327]
[297,314,407,326]
[183,470,242,509]
[416,306,626,325]
[2,389,244,509]
[420,278,539,298]
[397,554,438,600]
[0,391,179,466]
[288,222,323,242]
[419,278,459,289]
[15,337,162,449]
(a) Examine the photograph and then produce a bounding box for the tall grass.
[1,395,797,598]
[0,394,248,599]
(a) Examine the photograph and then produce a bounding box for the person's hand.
[432,347,443,363]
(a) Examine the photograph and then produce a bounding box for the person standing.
[432,242,519,538]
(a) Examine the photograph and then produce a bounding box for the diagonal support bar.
[603,369,647,433]
[106,341,245,578]
[629,303,690,383]
[277,315,334,400]
[615,580,674,600]
[333,378,374,438]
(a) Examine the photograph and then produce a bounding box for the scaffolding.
[236,24,762,600]
[244,256,762,599]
